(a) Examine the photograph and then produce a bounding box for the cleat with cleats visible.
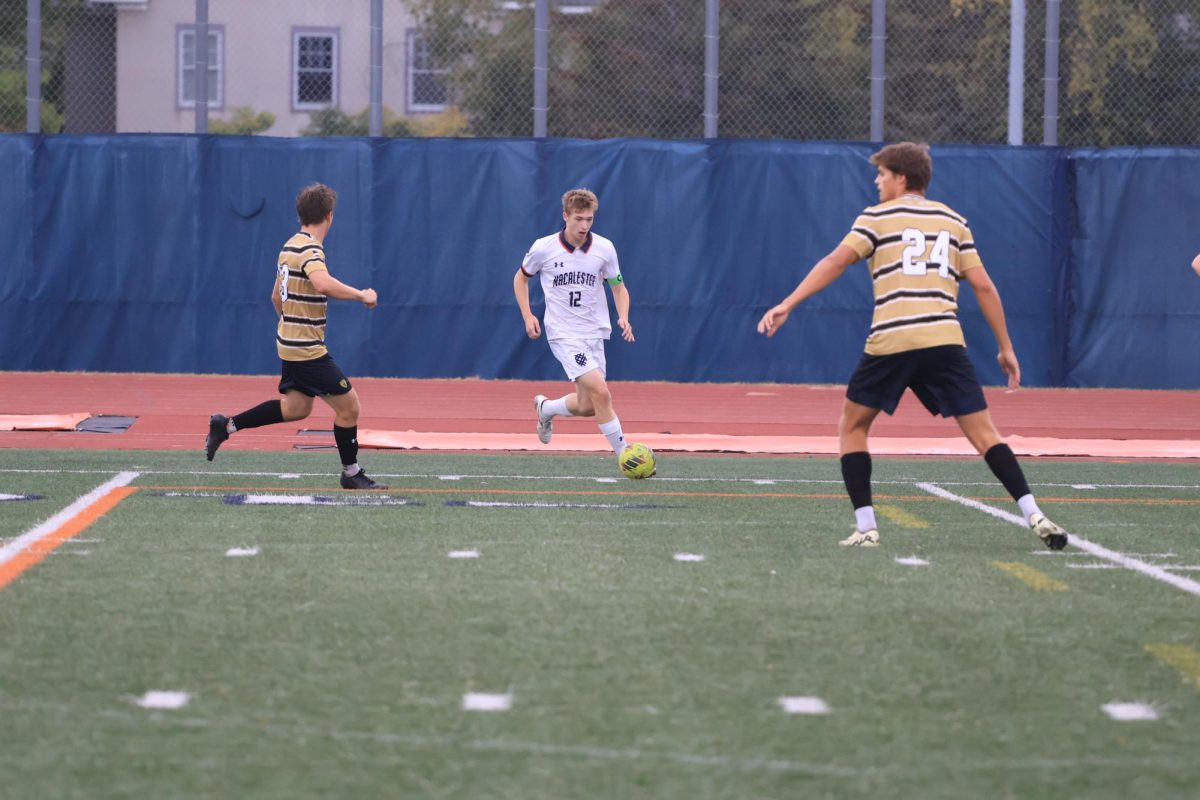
[839,528,879,547]
[1030,513,1068,550]
[205,414,230,461]
[534,394,553,444]
[341,470,387,490]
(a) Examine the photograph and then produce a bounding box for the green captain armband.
[607,275,623,286]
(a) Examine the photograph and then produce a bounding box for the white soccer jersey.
[521,230,622,340]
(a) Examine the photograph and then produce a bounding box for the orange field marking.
[0,486,138,592]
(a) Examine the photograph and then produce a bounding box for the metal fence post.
[26,0,41,133]
[533,0,548,137]
[370,0,383,136]
[1008,0,1025,145]
[703,0,719,139]
[869,0,885,142]
[1043,0,1060,146]
[195,0,208,133]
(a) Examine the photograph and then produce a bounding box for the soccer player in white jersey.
[757,142,1067,551]
[513,188,635,462]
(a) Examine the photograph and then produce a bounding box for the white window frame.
[406,29,449,113]
[177,25,224,109]
[292,29,339,111]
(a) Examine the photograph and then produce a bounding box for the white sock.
[1017,494,1041,524]
[544,396,573,417]
[855,506,877,532]
[226,419,237,434]
[598,417,627,454]
[343,463,361,477]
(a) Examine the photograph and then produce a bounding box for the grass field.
[2,448,1199,799]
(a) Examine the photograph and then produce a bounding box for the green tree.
[208,106,275,136]
[1060,0,1200,146]
[300,106,419,137]
[882,0,1011,144]
[408,0,871,140]
[717,0,870,140]
[403,0,1200,146]
[405,0,540,137]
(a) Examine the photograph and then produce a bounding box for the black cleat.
[340,470,387,490]
[205,414,229,461]
[1030,513,1068,551]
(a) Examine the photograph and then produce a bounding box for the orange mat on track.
[358,429,1200,459]
[0,412,91,432]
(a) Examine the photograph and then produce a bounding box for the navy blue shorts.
[278,354,352,397]
[846,345,987,417]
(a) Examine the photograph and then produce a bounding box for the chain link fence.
[2,0,1198,145]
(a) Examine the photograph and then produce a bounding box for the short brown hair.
[869,142,932,193]
[562,188,599,215]
[296,183,337,225]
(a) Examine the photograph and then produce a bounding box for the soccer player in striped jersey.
[514,188,638,464]
[757,142,1066,550]
[204,183,387,490]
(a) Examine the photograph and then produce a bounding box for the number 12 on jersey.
[568,290,582,307]
[900,228,951,277]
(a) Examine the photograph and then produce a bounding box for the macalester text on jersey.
[551,271,598,288]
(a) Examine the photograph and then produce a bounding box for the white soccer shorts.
[548,338,607,381]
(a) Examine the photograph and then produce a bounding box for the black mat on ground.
[75,415,137,433]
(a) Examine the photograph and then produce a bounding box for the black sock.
[231,400,284,431]
[334,424,359,468]
[984,443,1031,501]
[840,451,873,509]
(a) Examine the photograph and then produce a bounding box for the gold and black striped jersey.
[839,195,983,355]
[275,232,329,361]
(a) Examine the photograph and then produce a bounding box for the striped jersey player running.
[513,188,638,463]
[758,142,1067,550]
[204,183,386,490]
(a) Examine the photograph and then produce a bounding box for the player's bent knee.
[282,401,313,422]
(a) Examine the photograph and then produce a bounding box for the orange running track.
[1,371,1197,458]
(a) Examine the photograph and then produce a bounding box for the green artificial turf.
[1,450,1198,799]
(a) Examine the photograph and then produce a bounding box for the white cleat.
[1030,513,1068,551]
[534,394,552,444]
[839,529,879,547]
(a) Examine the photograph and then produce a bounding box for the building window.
[406,30,448,113]
[178,26,223,108]
[293,30,338,110]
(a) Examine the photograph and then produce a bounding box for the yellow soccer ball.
[619,443,656,479]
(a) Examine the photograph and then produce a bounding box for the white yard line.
[2,467,1197,491]
[0,472,139,567]
[1101,703,1159,721]
[917,482,1200,598]
[83,703,1192,777]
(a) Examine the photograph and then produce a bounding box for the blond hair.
[562,188,599,215]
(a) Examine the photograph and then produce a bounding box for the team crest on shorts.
[574,353,587,367]
[339,379,348,388]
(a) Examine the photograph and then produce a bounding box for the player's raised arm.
[757,244,859,337]
[513,267,541,339]
[308,269,377,308]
